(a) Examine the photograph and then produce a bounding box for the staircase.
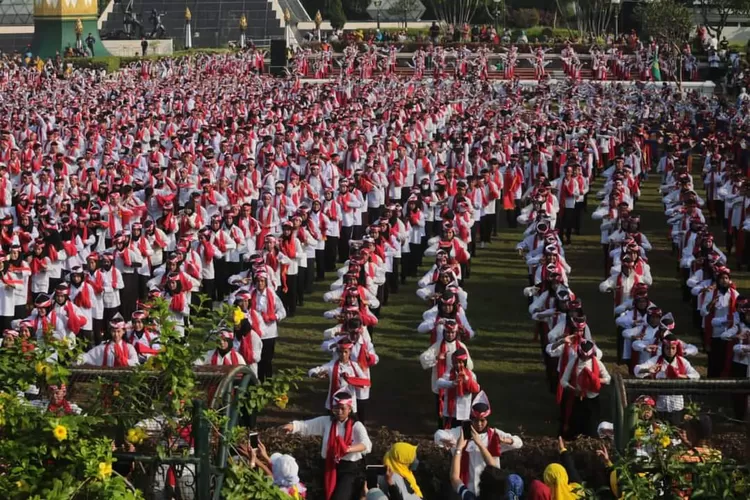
[100,0,308,49]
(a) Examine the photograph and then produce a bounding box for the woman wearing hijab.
[506,474,524,500]
[380,442,422,499]
[528,438,583,500]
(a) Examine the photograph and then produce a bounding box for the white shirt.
[291,416,372,461]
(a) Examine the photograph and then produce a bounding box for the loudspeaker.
[270,39,287,76]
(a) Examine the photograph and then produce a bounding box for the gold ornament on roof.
[74,18,83,36]
[240,14,247,30]
[314,10,322,28]
[284,8,291,23]
[185,7,192,21]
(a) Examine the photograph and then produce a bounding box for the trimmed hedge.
[65,48,235,72]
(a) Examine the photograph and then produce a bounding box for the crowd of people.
[0,42,748,498]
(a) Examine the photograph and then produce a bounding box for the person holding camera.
[436,392,522,494]
[449,423,510,500]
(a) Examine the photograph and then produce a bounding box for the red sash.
[324,419,354,500]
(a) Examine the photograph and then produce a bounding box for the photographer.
[449,427,508,499]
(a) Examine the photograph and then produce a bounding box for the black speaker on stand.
[270,39,287,76]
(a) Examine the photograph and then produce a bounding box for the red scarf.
[103,341,130,367]
[169,290,186,313]
[211,348,241,365]
[445,368,479,422]
[251,288,278,326]
[47,399,74,415]
[63,301,85,334]
[657,356,687,379]
[202,239,216,262]
[238,327,259,363]
[572,357,602,395]
[460,428,502,487]
[61,240,77,258]
[73,283,92,309]
[324,418,354,500]
[614,271,638,305]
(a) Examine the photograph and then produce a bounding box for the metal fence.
[612,373,750,464]
[58,365,258,500]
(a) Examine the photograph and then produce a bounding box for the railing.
[65,366,258,499]
[612,373,750,465]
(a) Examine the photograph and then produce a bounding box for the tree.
[636,0,693,44]
[327,0,347,29]
[428,0,484,27]
[636,0,693,84]
[696,0,750,40]
[387,0,424,27]
[552,0,616,39]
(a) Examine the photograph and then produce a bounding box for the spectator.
[380,442,421,499]
[429,22,440,44]
[85,33,96,57]
[141,37,148,56]
[238,438,308,497]
[528,438,583,499]
[517,31,528,44]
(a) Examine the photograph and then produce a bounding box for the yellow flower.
[634,428,645,439]
[126,427,145,445]
[113,390,120,398]
[660,435,671,448]
[15,480,26,490]
[97,461,113,480]
[53,424,68,442]
[35,361,46,375]
[274,394,289,409]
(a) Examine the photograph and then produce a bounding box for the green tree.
[696,0,750,40]
[428,0,484,27]
[327,0,348,29]
[635,0,692,44]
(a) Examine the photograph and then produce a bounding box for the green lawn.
[263,174,740,438]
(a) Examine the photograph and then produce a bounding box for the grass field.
[262,174,748,439]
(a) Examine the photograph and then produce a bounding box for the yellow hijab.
[383,442,422,498]
[543,463,581,500]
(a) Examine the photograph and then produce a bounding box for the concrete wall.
[102,39,173,57]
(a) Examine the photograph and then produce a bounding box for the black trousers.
[0,315,12,332]
[219,261,242,300]
[296,271,306,306]
[325,237,339,270]
[79,329,94,350]
[315,249,326,280]
[356,398,368,423]
[120,273,138,321]
[199,279,215,311]
[258,337,276,382]
[480,214,493,243]
[330,459,365,500]
[92,318,104,344]
[352,224,365,241]
[137,274,150,301]
[367,206,382,226]
[389,258,400,293]
[48,277,62,295]
[305,258,314,293]
[13,304,27,321]
[339,227,354,263]
[283,273,298,317]
[401,252,410,284]
[573,202,584,234]
[708,337,726,378]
